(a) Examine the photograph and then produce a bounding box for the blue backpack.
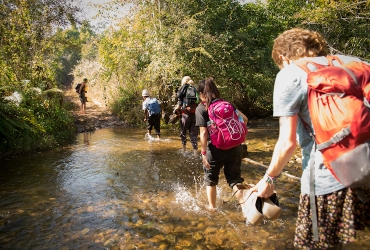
[146,98,161,116]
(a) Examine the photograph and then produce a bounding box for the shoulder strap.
[326,55,344,66]
[185,85,190,98]
[209,99,229,119]
[177,84,187,99]
[299,117,319,241]
[295,60,323,73]
[295,55,344,73]
[337,65,359,86]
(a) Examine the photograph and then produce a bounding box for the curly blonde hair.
[272,28,328,68]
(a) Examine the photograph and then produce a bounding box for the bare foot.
[206,206,218,213]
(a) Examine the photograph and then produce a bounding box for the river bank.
[63,87,127,133]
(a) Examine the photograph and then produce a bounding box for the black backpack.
[75,83,81,93]
[183,85,199,113]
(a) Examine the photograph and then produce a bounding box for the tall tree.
[0,0,82,87]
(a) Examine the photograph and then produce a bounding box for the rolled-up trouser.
[180,113,199,150]
[203,143,244,188]
[147,114,161,135]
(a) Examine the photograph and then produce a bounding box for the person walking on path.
[251,28,370,249]
[78,78,88,114]
[195,78,248,212]
[175,76,199,156]
[142,89,161,139]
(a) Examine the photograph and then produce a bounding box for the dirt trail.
[64,88,125,133]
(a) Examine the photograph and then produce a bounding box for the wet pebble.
[178,239,192,247]
[193,232,203,241]
[206,234,223,246]
[161,224,175,234]
[149,234,165,243]
[174,226,184,233]
[103,239,115,248]
[204,226,218,234]
[166,234,176,244]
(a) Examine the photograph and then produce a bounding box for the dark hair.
[198,77,220,108]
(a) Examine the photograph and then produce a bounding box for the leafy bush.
[111,89,143,127]
[0,88,75,158]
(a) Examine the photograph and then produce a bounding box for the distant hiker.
[142,89,161,139]
[77,78,88,114]
[195,77,248,212]
[175,76,200,156]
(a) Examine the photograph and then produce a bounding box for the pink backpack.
[207,100,248,150]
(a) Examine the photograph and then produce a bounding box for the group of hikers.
[76,28,370,249]
[141,28,370,249]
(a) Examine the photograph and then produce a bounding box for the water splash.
[144,133,155,141]
[173,183,202,212]
[144,133,170,142]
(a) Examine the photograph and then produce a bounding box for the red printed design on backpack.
[207,100,248,150]
[296,56,370,188]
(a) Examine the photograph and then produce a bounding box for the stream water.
[0,127,369,249]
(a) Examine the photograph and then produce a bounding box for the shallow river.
[0,127,369,249]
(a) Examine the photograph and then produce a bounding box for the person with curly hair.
[251,28,370,249]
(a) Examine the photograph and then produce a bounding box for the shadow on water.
[0,125,369,249]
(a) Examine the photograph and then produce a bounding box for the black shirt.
[195,102,209,127]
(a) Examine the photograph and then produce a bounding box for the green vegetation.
[82,0,369,123]
[1,0,369,157]
[0,0,85,157]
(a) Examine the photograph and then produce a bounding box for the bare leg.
[193,149,198,156]
[206,185,217,211]
[182,145,186,153]
[81,103,86,114]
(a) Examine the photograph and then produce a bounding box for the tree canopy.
[1,0,369,156]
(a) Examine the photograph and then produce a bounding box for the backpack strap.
[308,139,319,242]
[295,60,324,73]
[326,55,344,66]
[183,84,189,101]
[337,65,359,86]
[208,99,222,118]
[299,117,319,242]
[295,55,344,73]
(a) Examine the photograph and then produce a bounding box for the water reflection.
[0,127,369,249]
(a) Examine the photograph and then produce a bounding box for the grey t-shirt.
[273,55,363,195]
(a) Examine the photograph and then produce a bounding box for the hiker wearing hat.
[174,76,200,156]
[142,89,161,139]
[78,78,88,114]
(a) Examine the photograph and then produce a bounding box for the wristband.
[265,172,279,184]
[201,150,206,155]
